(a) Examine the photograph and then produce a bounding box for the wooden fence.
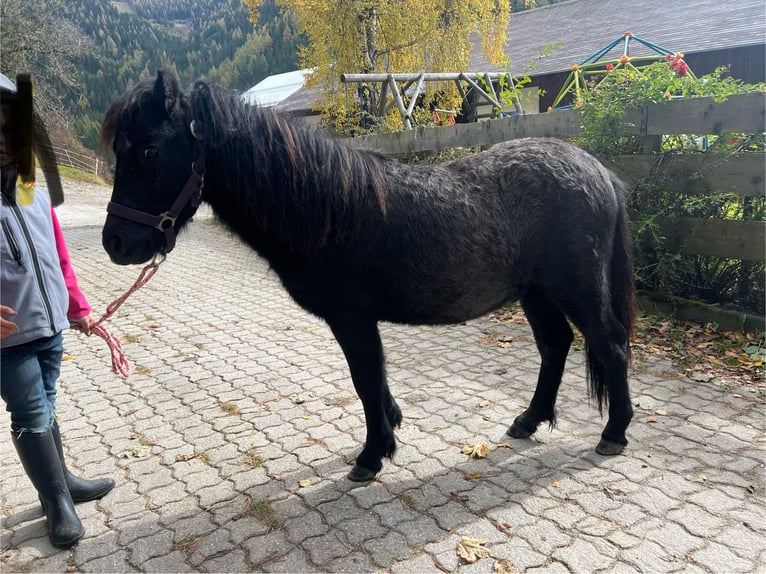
[350,92,766,330]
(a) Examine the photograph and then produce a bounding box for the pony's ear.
[154,70,181,116]
[190,81,212,142]
[190,80,230,148]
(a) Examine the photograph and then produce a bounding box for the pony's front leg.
[327,314,401,482]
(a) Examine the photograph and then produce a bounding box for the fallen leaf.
[301,415,310,420]
[494,559,517,574]
[571,430,581,436]
[62,354,76,361]
[479,400,491,408]
[552,480,561,488]
[646,416,657,423]
[655,409,668,416]
[461,444,489,458]
[496,442,514,449]
[457,536,492,563]
[119,445,148,458]
[464,472,482,480]
[298,479,312,488]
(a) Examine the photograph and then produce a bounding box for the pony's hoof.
[507,420,535,439]
[347,464,377,482]
[595,439,626,456]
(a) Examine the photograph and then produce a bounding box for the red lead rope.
[89,254,165,377]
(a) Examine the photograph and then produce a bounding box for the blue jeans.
[1,332,63,433]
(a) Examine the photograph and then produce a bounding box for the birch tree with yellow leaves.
[242,0,539,130]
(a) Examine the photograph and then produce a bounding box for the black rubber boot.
[51,420,115,503]
[11,430,85,548]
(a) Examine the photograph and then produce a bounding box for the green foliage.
[575,62,762,155]
[574,61,765,315]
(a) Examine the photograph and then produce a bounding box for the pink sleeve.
[50,207,92,320]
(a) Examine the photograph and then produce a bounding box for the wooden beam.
[622,92,765,136]
[602,153,766,197]
[658,217,765,262]
[387,75,411,130]
[341,72,517,83]
[405,74,425,119]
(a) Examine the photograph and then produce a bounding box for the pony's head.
[101,70,218,265]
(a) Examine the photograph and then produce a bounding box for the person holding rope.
[0,72,115,548]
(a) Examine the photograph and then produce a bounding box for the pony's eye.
[144,147,158,159]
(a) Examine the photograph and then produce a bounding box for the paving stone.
[262,548,316,573]
[302,530,354,565]
[78,550,133,573]
[553,536,617,572]
[364,530,413,568]
[140,551,195,572]
[127,528,175,566]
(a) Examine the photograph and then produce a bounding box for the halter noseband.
[106,123,206,253]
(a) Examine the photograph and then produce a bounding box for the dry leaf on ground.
[494,559,518,574]
[461,443,489,458]
[457,536,493,563]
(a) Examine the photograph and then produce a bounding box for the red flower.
[605,63,614,71]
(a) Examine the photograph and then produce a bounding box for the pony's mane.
[191,79,392,255]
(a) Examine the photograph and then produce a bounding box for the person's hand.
[69,314,96,336]
[1,305,17,339]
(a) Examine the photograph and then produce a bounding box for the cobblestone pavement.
[1,181,765,573]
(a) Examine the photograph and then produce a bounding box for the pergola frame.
[340,72,523,129]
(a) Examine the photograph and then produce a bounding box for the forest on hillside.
[60,0,302,150]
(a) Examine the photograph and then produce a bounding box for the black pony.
[101,71,636,482]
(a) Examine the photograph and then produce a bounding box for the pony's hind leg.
[579,314,632,456]
[508,289,573,439]
[327,315,401,482]
[560,288,632,456]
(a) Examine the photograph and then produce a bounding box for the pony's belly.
[379,288,518,326]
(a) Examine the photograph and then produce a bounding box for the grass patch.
[58,165,107,186]
[244,450,264,468]
[172,534,202,558]
[243,498,282,530]
[175,452,211,463]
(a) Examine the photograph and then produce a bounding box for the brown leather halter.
[106,124,206,253]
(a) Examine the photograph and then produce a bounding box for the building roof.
[241,68,314,107]
[470,0,766,76]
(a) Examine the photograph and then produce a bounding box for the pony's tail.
[587,173,637,412]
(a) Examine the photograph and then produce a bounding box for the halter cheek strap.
[106,142,206,253]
